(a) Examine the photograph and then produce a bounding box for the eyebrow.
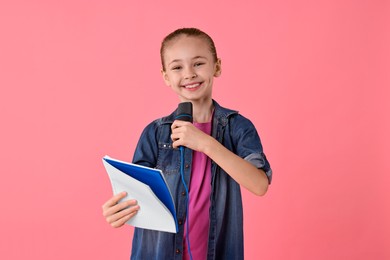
[168,56,208,66]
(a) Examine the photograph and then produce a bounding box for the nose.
[184,67,197,79]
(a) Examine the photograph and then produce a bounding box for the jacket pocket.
[156,142,180,175]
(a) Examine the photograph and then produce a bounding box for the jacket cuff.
[244,153,272,184]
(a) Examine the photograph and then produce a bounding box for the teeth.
[185,83,200,89]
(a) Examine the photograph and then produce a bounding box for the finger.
[102,191,127,210]
[172,141,180,149]
[171,132,186,148]
[108,204,140,224]
[171,120,190,130]
[170,132,181,142]
[171,122,179,131]
[110,210,139,228]
[103,199,138,218]
[106,204,140,226]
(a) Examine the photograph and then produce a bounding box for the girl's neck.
[191,99,214,123]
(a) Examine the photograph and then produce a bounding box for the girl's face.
[161,35,221,103]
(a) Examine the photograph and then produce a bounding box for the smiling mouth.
[182,82,202,89]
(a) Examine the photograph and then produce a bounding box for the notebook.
[102,155,178,233]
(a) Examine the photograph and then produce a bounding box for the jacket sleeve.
[229,114,273,184]
[131,120,159,168]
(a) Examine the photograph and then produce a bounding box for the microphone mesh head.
[176,102,193,123]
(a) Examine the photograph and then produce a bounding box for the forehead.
[163,35,212,61]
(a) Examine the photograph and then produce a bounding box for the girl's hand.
[102,192,140,228]
[170,120,211,152]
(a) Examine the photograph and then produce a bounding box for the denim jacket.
[130,100,272,260]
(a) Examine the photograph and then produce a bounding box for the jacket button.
[176,249,181,254]
[181,191,186,196]
[185,164,189,168]
[178,219,183,225]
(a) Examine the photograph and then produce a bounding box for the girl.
[102,28,272,260]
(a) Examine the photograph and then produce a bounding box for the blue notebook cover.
[103,156,178,231]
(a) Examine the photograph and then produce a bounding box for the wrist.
[202,136,220,157]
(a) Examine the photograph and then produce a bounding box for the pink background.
[1,1,389,259]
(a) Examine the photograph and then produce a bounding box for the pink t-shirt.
[183,121,212,260]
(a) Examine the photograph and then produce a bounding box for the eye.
[171,66,182,71]
[194,62,205,67]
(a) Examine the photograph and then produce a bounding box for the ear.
[161,69,171,86]
[214,58,222,77]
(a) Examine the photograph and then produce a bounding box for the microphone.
[175,101,194,260]
[175,102,193,123]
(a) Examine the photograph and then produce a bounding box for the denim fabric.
[130,100,272,260]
